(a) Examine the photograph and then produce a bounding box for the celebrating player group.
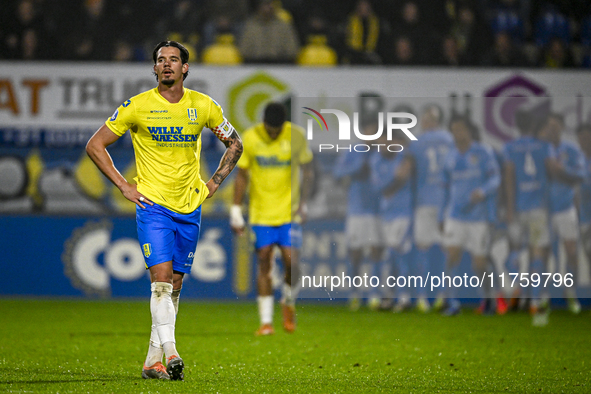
[337,104,591,327]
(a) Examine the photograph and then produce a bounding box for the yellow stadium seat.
[297,35,338,67]
[202,34,243,65]
[25,149,45,208]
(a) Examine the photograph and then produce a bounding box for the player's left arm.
[205,99,243,198]
[207,129,243,198]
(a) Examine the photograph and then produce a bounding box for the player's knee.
[258,257,272,276]
[149,263,173,284]
[349,249,363,262]
[370,246,384,261]
[445,247,462,266]
[472,256,488,272]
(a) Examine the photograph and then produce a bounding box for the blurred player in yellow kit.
[86,41,242,380]
[231,103,314,335]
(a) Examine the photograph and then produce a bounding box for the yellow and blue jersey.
[237,121,313,226]
[105,88,234,214]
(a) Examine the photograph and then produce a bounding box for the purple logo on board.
[484,75,550,141]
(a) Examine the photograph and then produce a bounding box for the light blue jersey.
[369,151,413,221]
[549,140,585,214]
[442,142,501,222]
[334,151,379,216]
[488,149,505,225]
[406,129,454,209]
[502,136,555,213]
[579,154,591,225]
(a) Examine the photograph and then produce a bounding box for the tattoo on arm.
[212,131,243,185]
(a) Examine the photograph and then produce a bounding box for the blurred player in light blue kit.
[369,124,413,312]
[577,124,591,272]
[538,114,585,314]
[502,109,558,326]
[440,114,500,315]
[392,105,454,312]
[334,127,383,311]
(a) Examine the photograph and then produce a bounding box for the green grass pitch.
[1,299,590,393]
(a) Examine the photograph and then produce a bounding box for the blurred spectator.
[202,18,243,65]
[340,0,391,65]
[201,0,249,48]
[580,14,591,47]
[435,35,466,66]
[239,0,299,63]
[390,1,437,64]
[488,0,528,43]
[539,37,575,68]
[62,0,116,61]
[534,3,571,47]
[389,36,416,66]
[152,0,202,60]
[112,39,144,62]
[481,31,528,67]
[449,3,493,65]
[1,0,46,59]
[272,0,294,24]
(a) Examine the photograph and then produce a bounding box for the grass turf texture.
[0,299,590,393]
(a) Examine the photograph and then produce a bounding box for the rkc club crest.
[187,108,198,121]
[143,243,152,258]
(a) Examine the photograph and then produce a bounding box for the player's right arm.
[86,125,153,209]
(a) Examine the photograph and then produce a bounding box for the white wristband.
[230,204,245,228]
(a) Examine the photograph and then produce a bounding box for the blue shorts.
[136,203,202,274]
[252,223,302,250]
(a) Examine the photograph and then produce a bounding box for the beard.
[161,77,175,86]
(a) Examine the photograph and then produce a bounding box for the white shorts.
[551,207,579,242]
[346,215,383,249]
[443,219,490,257]
[381,217,412,253]
[413,206,441,248]
[508,208,550,248]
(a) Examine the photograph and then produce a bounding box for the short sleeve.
[206,97,235,142]
[105,99,136,136]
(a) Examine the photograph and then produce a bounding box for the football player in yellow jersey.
[86,41,242,381]
[231,103,314,336]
